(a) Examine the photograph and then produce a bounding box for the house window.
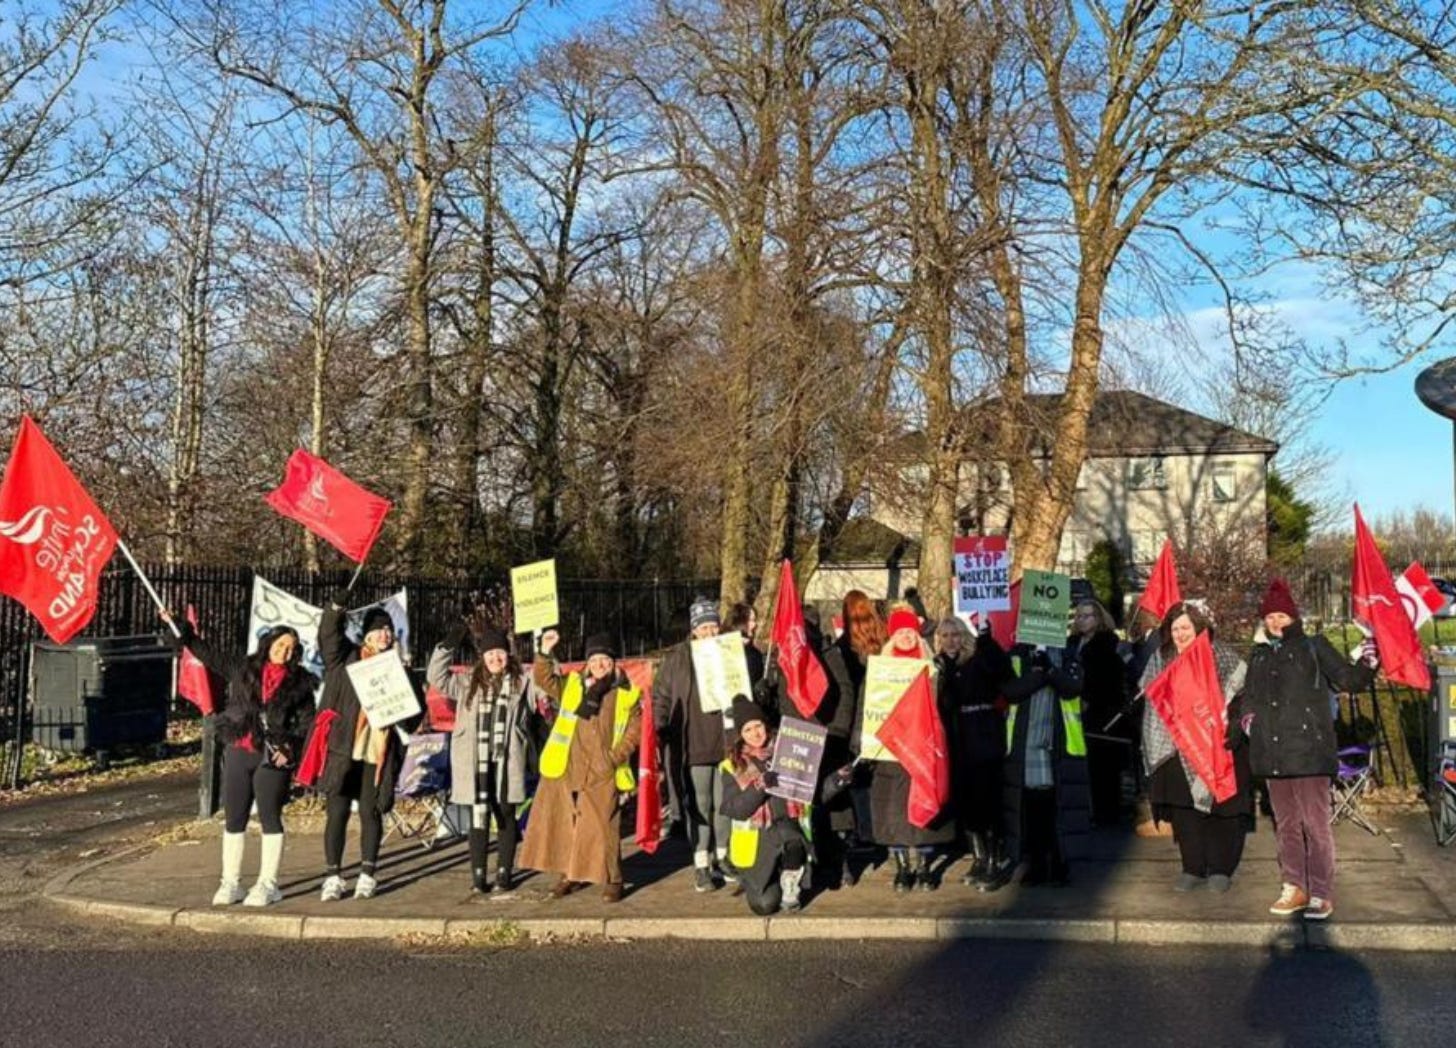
[1127,457,1167,491]
[1211,461,1236,503]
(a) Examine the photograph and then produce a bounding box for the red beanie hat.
[887,608,921,637]
[1258,577,1299,619]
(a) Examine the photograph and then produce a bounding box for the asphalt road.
[2,774,1455,1048]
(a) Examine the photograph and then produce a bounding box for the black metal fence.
[0,562,718,789]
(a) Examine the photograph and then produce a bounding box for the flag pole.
[346,548,372,593]
[116,538,181,637]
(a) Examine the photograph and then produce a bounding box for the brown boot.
[602,882,624,903]
[548,877,577,899]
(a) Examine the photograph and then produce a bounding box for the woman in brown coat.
[521,628,643,902]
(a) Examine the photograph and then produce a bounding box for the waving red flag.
[770,559,828,718]
[0,417,118,643]
[1144,631,1237,803]
[176,605,218,715]
[265,449,391,563]
[634,684,663,854]
[1139,539,1182,621]
[876,667,950,829]
[1352,504,1430,690]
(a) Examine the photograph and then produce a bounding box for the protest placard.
[1016,568,1071,647]
[346,649,421,729]
[953,536,1011,625]
[767,717,828,804]
[860,654,934,761]
[510,558,559,634]
[690,633,751,714]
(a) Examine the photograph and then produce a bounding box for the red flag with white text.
[770,559,828,718]
[1139,539,1182,621]
[1396,561,1445,630]
[176,605,218,715]
[265,449,391,563]
[876,667,950,829]
[1352,505,1430,691]
[1143,631,1238,803]
[0,417,118,643]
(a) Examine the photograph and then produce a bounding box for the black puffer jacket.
[171,622,317,762]
[652,639,730,767]
[1239,621,1374,779]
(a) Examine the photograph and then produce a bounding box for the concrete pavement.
[42,802,1456,949]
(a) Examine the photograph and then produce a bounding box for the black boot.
[892,851,913,893]
[962,833,989,887]
[978,836,1012,893]
[912,850,936,892]
[468,828,489,894]
[490,867,514,897]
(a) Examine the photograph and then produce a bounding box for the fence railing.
[0,563,719,789]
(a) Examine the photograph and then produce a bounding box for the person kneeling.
[720,698,810,916]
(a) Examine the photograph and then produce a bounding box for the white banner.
[248,577,411,676]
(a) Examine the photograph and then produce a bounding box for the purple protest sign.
[768,716,828,804]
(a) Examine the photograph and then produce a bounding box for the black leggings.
[744,832,808,916]
[223,746,290,834]
[324,761,384,876]
[468,780,521,873]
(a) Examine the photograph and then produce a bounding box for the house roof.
[1006,390,1280,458]
[807,517,921,567]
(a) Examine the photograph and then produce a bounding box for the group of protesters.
[164,572,1380,922]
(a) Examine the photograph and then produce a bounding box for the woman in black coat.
[1069,600,1129,826]
[164,612,316,908]
[939,617,1014,890]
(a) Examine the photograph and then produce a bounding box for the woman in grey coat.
[427,622,545,896]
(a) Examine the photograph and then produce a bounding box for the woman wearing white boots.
[165,613,318,907]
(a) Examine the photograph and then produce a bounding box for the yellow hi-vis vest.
[1005,656,1088,759]
[611,685,642,792]
[539,673,642,789]
[719,758,814,871]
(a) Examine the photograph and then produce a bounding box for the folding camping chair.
[1435,742,1456,848]
[384,730,452,849]
[1330,744,1379,836]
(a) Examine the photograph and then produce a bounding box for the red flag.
[1144,631,1238,803]
[1396,561,1445,629]
[295,709,338,788]
[0,417,118,644]
[634,685,663,854]
[770,559,828,718]
[987,577,1020,646]
[1139,539,1182,621]
[264,449,391,563]
[176,605,218,715]
[876,667,950,829]
[1352,505,1431,690]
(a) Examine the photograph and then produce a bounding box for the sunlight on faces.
[935,624,961,655]
[1073,604,1101,637]
[267,633,296,665]
[365,625,394,652]
[692,623,719,640]
[1170,613,1198,653]
[740,718,768,749]
[482,647,509,674]
[892,626,920,652]
[586,653,615,680]
[1264,611,1293,637]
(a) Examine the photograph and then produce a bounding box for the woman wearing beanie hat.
[869,606,956,892]
[1233,578,1377,921]
[652,598,737,893]
[312,592,419,902]
[718,696,814,915]
[520,627,642,902]
[426,615,548,896]
[1138,602,1251,895]
[162,611,317,908]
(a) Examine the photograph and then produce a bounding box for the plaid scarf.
[733,745,804,828]
[469,671,513,806]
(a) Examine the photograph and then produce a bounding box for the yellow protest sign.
[859,654,935,761]
[510,558,559,634]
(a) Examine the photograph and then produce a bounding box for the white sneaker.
[353,873,378,900]
[212,880,245,907]
[319,875,346,902]
[243,881,283,907]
